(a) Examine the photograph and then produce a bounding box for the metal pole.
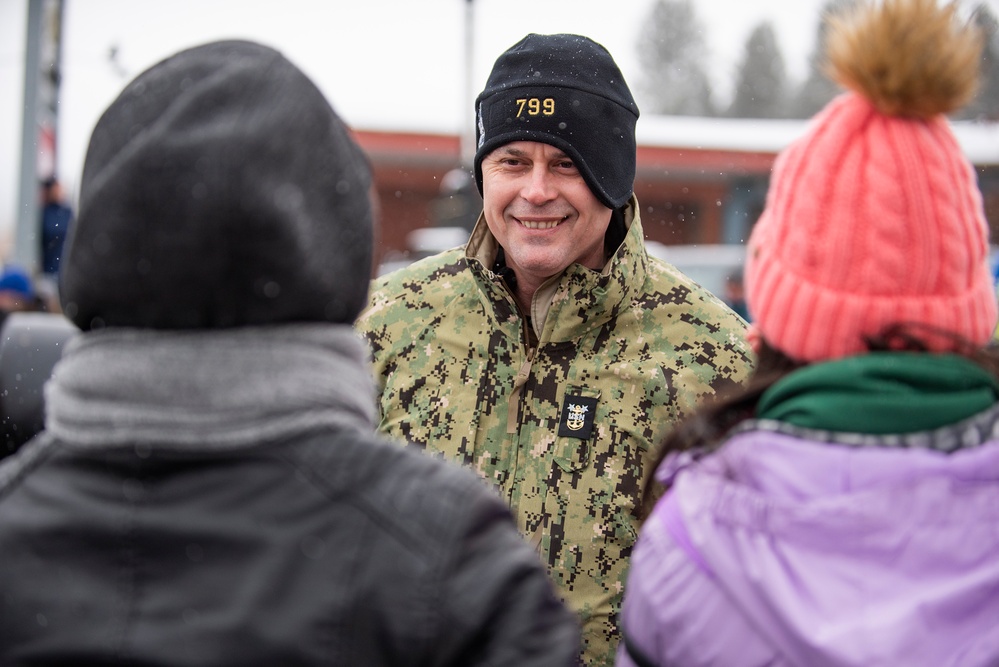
[14,0,44,271]
[14,0,63,274]
[461,0,475,168]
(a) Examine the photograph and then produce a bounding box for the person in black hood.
[0,39,580,667]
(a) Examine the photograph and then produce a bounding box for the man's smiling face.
[480,140,613,288]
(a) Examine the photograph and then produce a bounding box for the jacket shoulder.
[641,254,744,319]
[622,498,776,666]
[296,431,581,666]
[370,248,468,302]
[636,253,753,383]
[294,429,496,547]
[358,248,472,336]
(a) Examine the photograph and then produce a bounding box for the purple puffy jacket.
[619,412,999,667]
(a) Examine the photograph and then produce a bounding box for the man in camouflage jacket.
[357,33,754,667]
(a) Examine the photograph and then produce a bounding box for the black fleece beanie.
[61,40,373,330]
[473,33,639,210]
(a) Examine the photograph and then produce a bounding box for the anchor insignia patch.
[558,394,598,439]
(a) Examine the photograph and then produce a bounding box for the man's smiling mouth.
[518,215,570,230]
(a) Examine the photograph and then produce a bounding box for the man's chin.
[506,255,569,280]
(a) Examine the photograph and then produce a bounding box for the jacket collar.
[756,352,999,435]
[43,324,375,450]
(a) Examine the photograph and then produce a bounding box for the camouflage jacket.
[357,198,754,666]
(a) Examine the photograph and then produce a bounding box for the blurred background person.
[37,175,74,311]
[40,176,73,278]
[0,263,46,327]
[723,269,749,321]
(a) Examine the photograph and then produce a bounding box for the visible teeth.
[522,220,561,230]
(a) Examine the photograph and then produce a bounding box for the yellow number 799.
[515,98,556,117]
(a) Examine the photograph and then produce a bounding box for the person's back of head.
[61,39,373,331]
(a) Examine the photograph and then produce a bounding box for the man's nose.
[521,165,557,205]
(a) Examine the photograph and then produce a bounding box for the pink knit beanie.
[744,0,997,362]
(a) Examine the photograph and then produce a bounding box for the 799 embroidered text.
[515,98,555,117]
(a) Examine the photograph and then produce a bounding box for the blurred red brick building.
[353,118,999,268]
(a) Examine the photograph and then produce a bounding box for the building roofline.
[353,115,999,167]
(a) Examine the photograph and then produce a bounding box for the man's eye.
[557,161,576,170]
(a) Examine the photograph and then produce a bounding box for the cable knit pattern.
[745,93,996,362]
[744,0,996,362]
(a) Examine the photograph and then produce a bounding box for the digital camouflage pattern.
[357,199,754,666]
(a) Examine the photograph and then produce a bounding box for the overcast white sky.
[1,0,997,240]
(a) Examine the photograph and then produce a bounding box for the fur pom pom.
[824,0,983,118]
